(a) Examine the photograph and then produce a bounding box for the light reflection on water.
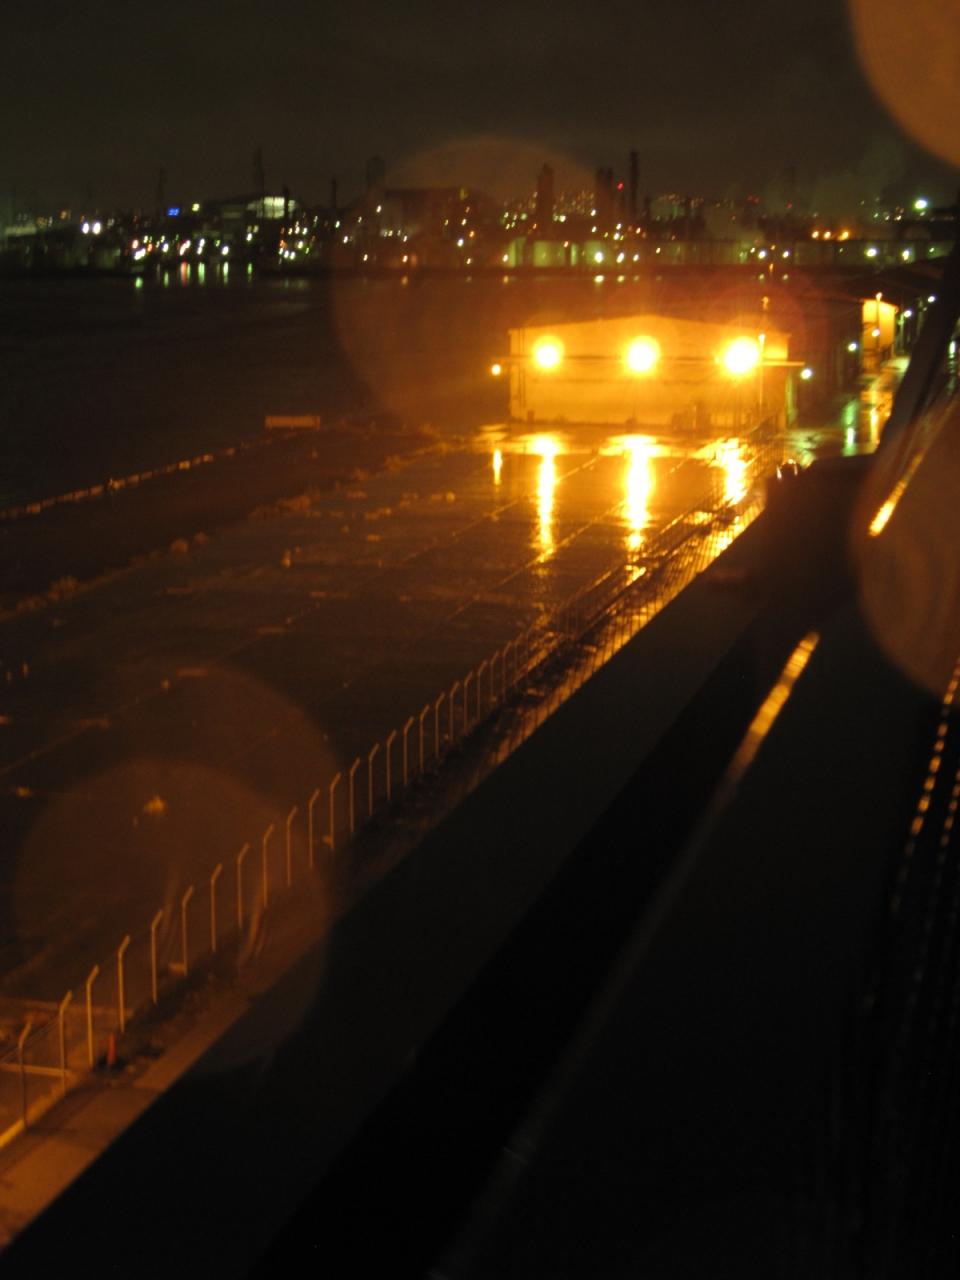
[478,424,752,568]
[716,438,747,504]
[532,435,559,557]
[621,435,654,556]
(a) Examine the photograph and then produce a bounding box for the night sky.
[2,0,957,213]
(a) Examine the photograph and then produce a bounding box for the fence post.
[179,886,195,975]
[327,772,342,853]
[434,693,445,757]
[367,744,380,819]
[150,910,163,1004]
[402,717,414,788]
[285,806,298,888]
[17,1019,33,1128]
[385,730,397,803]
[58,992,73,1096]
[85,965,100,1067]
[307,788,321,871]
[116,934,131,1034]
[419,704,429,773]
[210,862,223,952]
[235,844,249,933]
[449,681,460,742]
[477,660,488,718]
[261,824,275,909]
[463,671,474,733]
[348,758,360,835]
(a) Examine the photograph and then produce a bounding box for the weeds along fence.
[0,426,783,1148]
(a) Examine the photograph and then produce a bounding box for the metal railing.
[0,426,781,1150]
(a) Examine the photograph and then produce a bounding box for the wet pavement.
[0,422,750,1012]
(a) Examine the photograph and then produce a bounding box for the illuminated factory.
[493,314,806,431]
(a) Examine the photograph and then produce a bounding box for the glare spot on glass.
[492,448,503,485]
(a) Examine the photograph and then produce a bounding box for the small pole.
[464,671,474,732]
[116,934,131,1034]
[449,681,460,741]
[385,730,397,802]
[235,844,249,932]
[402,717,414,787]
[150,910,163,1004]
[17,1019,33,1127]
[434,693,445,757]
[307,787,321,870]
[419,704,429,773]
[180,885,195,975]
[477,660,488,718]
[367,744,380,818]
[210,862,223,952]
[85,965,100,1067]
[285,805,298,888]
[348,758,361,834]
[58,992,73,1096]
[327,772,342,853]
[261,824,275,910]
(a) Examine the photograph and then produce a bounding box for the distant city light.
[593,250,604,264]
[490,362,503,377]
[904,308,913,318]
[625,336,661,374]
[800,367,814,381]
[81,221,90,234]
[167,206,180,217]
[871,327,881,338]
[928,294,937,303]
[847,341,859,352]
[722,337,761,376]
[865,246,878,258]
[191,202,200,212]
[914,197,929,212]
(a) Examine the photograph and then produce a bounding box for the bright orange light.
[531,337,564,372]
[490,361,503,377]
[492,448,502,484]
[722,337,761,376]
[624,336,661,375]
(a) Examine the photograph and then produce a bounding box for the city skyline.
[3,0,958,213]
